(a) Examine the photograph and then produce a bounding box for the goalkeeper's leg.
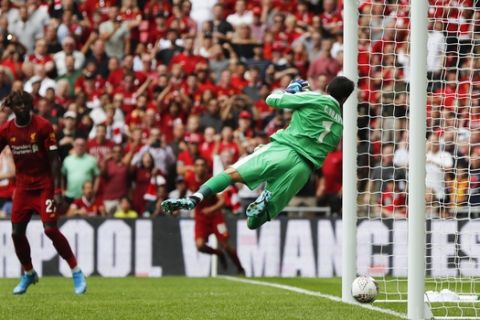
[246,158,312,230]
[162,145,273,213]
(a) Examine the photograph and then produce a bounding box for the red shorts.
[11,186,57,224]
[195,213,229,243]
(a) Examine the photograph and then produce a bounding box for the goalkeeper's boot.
[161,198,196,214]
[246,190,272,230]
[72,269,87,295]
[13,271,39,295]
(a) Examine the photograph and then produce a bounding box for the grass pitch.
[0,277,404,320]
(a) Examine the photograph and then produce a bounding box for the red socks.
[11,234,33,271]
[44,228,78,269]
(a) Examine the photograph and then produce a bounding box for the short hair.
[4,90,33,110]
[326,76,355,104]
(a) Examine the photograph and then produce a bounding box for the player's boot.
[161,198,195,213]
[72,270,87,295]
[13,271,39,295]
[246,190,272,230]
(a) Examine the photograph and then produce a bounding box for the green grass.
[0,277,403,320]
[1,276,479,319]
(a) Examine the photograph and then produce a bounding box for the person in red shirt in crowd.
[128,151,156,215]
[235,110,253,138]
[177,133,202,176]
[144,0,172,21]
[27,39,54,71]
[200,127,219,168]
[100,144,130,215]
[74,62,106,102]
[113,73,139,115]
[320,0,343,36]
[170,36,207,75]
[316,143,342,215]
[218,126,240,163]
[67,180,106,217]
[184,157,244,274]
[216,70,240,96]
[166,3,197,36]
[87,123,115,163]
[0,91,86,294]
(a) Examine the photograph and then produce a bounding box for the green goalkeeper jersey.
[265,90,343,169]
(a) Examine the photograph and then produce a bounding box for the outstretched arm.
[266,90,321,110]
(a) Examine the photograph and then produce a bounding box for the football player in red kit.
[185,157,244,274]
[0,91,87,295]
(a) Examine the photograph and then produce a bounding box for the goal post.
[407,0,428,318]
[342,0,359,304]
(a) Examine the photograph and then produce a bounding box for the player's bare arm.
[48,148,64,217]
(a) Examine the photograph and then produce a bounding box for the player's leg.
[40,188,86,294]
[195,238,227,270]
[162,144,272,213]
[213,214,245,274]
[11,189,38,294]
[247,153,312,230]
[11,221,39,294]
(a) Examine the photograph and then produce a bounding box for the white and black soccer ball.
[351,276,379,303]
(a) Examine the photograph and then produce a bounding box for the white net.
[356,0,480,318]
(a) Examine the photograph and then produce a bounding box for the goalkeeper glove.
[285,79,309,94]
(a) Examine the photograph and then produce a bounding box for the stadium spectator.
[62,137,100,203]
[226,0,253,28]
[100,144,130,215]
[113,197,138,218]
[8,4,45,54]
[67,180,106,217]
[53,36,85,76]
[57,111,78,160]
[132,128,175,176]
[316,143,342,215]
[426,134,453,208]
[99,6,131,60]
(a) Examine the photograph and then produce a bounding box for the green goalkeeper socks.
[191,172,233,203]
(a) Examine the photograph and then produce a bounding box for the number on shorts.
[318,121,333,144]
[45,199,55,213]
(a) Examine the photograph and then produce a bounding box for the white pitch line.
[221,276,407,319]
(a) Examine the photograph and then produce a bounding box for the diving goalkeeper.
[162,76,355,229]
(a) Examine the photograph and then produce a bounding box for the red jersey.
[87,138,115,163]
[72,196,104,216]
[0,115,56,190]
[322,149,342,194]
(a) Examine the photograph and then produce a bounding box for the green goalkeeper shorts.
[232,142,312,219]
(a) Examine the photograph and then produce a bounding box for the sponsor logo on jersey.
[11,144,39,155]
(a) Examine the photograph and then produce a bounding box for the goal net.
[354,0,480,318]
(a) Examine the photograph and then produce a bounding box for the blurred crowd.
[0,0,477,219]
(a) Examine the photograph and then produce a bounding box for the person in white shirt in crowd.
[226,0,253,28]
[53,36,85,76]
[132,128,175,175]
[426,134,453,209]
[8,4,45,53]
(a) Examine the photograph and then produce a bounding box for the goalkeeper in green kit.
[162,76,355,229]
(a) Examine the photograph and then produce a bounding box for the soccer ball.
[351,276,379,303]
